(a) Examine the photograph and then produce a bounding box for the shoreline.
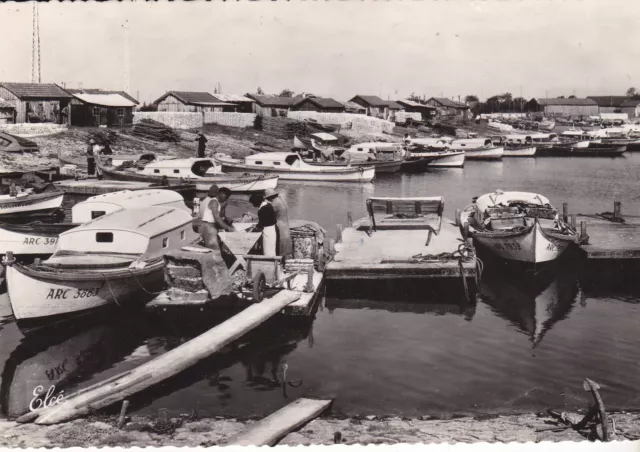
[1,412,638,447]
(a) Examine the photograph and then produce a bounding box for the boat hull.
[98,163,279,193]
[6,261,164,322]
[461,214,573,264]
[0,192,64,217]
[0,223,76,256]
[426,152,465,168]
[464,147,504,160]
[539,144,626,157]
[503,146,537,157]
[217,161,375,182]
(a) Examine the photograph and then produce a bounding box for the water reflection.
[479,266,579,347]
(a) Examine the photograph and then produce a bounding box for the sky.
[2,1,640,105]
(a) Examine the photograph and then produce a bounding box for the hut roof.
[621,98,640,107]
[153,91,219,106]
[340,101,366,111]
[245,94,300,107]
[387,101,404,110]
[587,96,632,107]
[67,88,139,104]
[211,94,254,103]
[0,83,71,100]
[349,95,389,107]
[428,97,469,109]
[297,97,344,109]
[535,98,597,106]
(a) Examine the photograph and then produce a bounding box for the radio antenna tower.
[123,20,130,94]
[31,2,41,83]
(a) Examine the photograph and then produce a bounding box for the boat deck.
[576,214,640,259]
[326,217,476,279]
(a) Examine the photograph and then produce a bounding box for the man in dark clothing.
[195,132,208,158]
[249,194,277,256]
[86,139,96,176]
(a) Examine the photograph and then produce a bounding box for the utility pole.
[31,2,41,83]
[123,20,130,94]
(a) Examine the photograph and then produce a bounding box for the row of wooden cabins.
[152,90,471,122]
[0,82,139,126]
[525,97,640,118]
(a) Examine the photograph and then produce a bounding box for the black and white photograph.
[0,0,639,447]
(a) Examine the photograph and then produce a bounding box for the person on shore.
[195,131,208,158]
[265,188,292,259]
[200,185,235,251]
[249,194,277,256]
[86,139,96,176]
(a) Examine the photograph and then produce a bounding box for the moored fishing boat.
[97,157,278,193]
[450,139,503,160]
[4,206,200,329]
[214,152,375,182]
[0,189,193,258]
[503,144,536,157]
[404,138,464,169]
[459,190,579,264]
[0,189,64,220]
[58,152,157,170]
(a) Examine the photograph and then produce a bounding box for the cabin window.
[254,161,263,165]
[154,169,160,174]
[274,162,281,165]
[117,108,124,117]
[96,232,113,243]
[91,211,106,219]
[162,237,169,248]
[358,148,364,152]
[173,169,180,174]
[180,230,186,240]
[92,107,100,116]
[285,155,300,166]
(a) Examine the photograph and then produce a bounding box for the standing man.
[195,131,208,158]
[264,188,292,259]
[249,194,277,256]
[200,185,235,251]
[86,139,96,176]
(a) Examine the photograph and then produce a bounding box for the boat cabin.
[52,206,198,261]
[345,142,404,161]
[450,138,493,149]
[135,158,222,179]
[310,132,338,147]
[107,153,156,167]
[71,189,190,223]
[529,133,559,143]
[244,152,307,169]
[473,191,557,225]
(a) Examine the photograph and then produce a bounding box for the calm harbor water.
[1,153,640,419]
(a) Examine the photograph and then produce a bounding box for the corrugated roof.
[387,101,404,110]
[0,83,72,99]
[428,97,469,109]
[397,99,436,109]
[153,91,218,105]
[588,96,633,107]
[298,97,344,109]
[622,99,640,107]
[72,93,137,108]
[246,94,300,107]
[67,88,139,104]
[350,95,388,107]
[211,93,253,103]
[535,98,597,106]
[340,101,366,111]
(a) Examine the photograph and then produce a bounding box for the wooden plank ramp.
[225,398,333,446]
[17,290,301,425]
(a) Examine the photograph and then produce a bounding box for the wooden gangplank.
[576,214,640,259]
[18,290,301,425]
[226,398,333,446]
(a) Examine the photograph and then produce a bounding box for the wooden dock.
[576,214,640,259]
[54,179,196,197]
[326,216,476,280]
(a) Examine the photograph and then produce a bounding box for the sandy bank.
[1,412,638,447]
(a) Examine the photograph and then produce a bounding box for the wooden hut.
[0,83,72,124]
[210,94,255,113]
[0,98,15,124]
[348,95,390,119]
[67,89,139,127]
[425,97,470,120]
[292,97,346,113]
[526,98,599,117]
[154,91,236,113]
[245,94,300,117]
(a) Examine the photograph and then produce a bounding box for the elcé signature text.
[29,385,66,412]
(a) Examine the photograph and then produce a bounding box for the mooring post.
[117,400,130,429]
[454,209,461,227]
[562,202,568,223]
[305,265,314,293]
[570,214,576,229]
[328,238,335,255]
[336,224,343,243]
[613,200,622,221]
[347,211,353,228]
[580,221,588,243]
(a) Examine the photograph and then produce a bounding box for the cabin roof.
[310,132,337,141]
[70,92,137,108]
[67,88,139,104]
[64,206,193,238]
[387,102,404,110]
[153,91,219,106]
[297,97,344,109]
[427,97,469,109]
[245,152,298,161]
[351,142,402,147]
[144,157,216,169]
[587,96,632,107]
[245,94,300,107]
[349,95,389,107]
[534,98,597,106]
[76,189,184,210]
[621,98,640,107]
[0,82,72,99]
[340,101,367,111]
[211,93,254,103]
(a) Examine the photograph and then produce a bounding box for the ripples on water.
[1,154,640,419]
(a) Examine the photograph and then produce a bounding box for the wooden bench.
[364,196,444,245]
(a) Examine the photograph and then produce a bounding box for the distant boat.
[214,152,375,182]
[0,189,64,219]
[5,206,200,328]
[58,152,157,170]
[97,157,278,193]
[503,145,536,157]
[450,139,503,160]
[0,132,39,153]
[459,190,579,264]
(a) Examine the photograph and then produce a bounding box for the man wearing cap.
[264,188,292,259]
[86,139,96,176]
[200,185,235,250]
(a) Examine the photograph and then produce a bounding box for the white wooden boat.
[450,139,503,160]
[0,189,191,258]
[58,152,157,170]
[503,145,536,157]
[338,142,405,173]
[459,191,578,263]
[404,138,463,168]
[97,157,278,193]
[0,189,64,218]
[426,150,465,167]
[5,206,200,328]
[214,152,375,182]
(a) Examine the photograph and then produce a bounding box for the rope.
[103,275,121,307]
[128,269,164,296]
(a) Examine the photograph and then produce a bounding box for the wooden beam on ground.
[21,290,301,425]
[226,398,333,446]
